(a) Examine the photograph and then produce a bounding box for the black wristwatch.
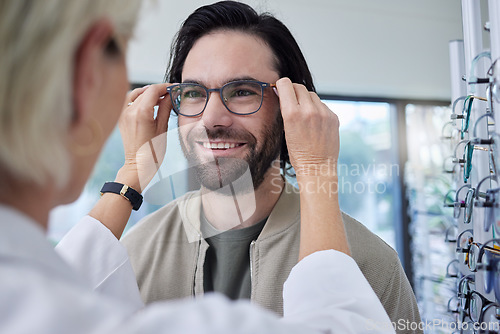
[100,182,143,211]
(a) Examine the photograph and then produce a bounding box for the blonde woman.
[0,1,394,333]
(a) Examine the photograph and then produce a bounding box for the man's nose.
[201,91,233,128]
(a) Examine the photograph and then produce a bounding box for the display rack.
[409,1,500,333]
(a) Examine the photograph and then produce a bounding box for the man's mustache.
[186,126,257,144]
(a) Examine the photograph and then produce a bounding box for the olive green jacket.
[122,181,422,334]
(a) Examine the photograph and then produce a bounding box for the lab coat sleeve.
[283,250,396,333]
[56,216,395,334]
[115,251,396,334]
[55,215,144,309]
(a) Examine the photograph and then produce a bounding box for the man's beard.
[179,114,283,192]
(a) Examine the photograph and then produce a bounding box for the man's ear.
[72,19,114,126]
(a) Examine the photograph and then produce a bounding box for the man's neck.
[201,166,285,231]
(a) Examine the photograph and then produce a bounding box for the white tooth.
[224,143,230,149]
[211,143,218,149]
[203,142,210,149]
[229,143,236,148]
[217,143,224,149]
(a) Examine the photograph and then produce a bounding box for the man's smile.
[198,141,246,150]
[195,140,248,158]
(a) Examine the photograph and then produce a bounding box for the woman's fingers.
[275,77,299,116]
[275,77,340,176]
[118,83,174,190]
[292,83,315,111]
[127,84,169,121]
[155,91,172,133]
[125,85,150,106]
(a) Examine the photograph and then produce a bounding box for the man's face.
[178,30,282,191]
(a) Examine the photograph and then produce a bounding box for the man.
[122,1,421,333]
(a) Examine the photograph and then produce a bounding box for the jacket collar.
[178,180,300,242]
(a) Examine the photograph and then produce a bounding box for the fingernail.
[143,84,151,89]
[273,87,279,97]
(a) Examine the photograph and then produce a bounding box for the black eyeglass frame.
[477,302,500,334]
[167,80,276,117]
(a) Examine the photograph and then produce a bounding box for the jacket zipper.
[194,233,202,296]
[249,240,256,287]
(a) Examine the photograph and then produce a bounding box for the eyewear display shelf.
[409,1,500,333]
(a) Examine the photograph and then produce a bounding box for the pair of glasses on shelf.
[450,95,489,140]
[471,239,500,302]
[444,184,471,221]
[451,274,500,333]
[444,179,494,225]
[446,138,490,183]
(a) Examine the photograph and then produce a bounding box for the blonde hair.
[0,0,141,188]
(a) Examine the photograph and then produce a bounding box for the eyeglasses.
[471,175,500,233]
[457,274,475,312]
[469,291,494,323]
[167,80,276,117]
[454,276,497,330]
[443,185,471,219]
[475,132,500,181]
[488,58,500,106]
[477,302,500,334]
[451,139,476,183]
[468,238,500,273]
[451,96,488,140]
[456,229,474,266]
[474,239,500,301]
[448,295,468,322]
[464,175,496,225]
[484,190,500,234]
[471,114,495,141]
[469,116,497,180]
[469,51,491,88]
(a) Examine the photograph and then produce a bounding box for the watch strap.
[100,182,143,211]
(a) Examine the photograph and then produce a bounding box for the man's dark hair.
[166,0,315,174]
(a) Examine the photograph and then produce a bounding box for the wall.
[127,0,464,101]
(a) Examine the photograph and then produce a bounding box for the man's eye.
[182,90,204,99]
[231,89,257,97]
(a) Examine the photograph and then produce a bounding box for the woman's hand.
[117,83,172,192]
[88,83,172,240]
[275,77,339,177]
[275,77,349,260]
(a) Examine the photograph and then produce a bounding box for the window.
[321,100,398,249]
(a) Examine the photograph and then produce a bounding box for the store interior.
[47,1,500,333]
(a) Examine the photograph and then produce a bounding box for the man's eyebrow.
[181,76,260,86]
[181,79,202,85]
[225,76,259,83]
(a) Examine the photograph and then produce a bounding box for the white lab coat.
[0,204,395,334]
